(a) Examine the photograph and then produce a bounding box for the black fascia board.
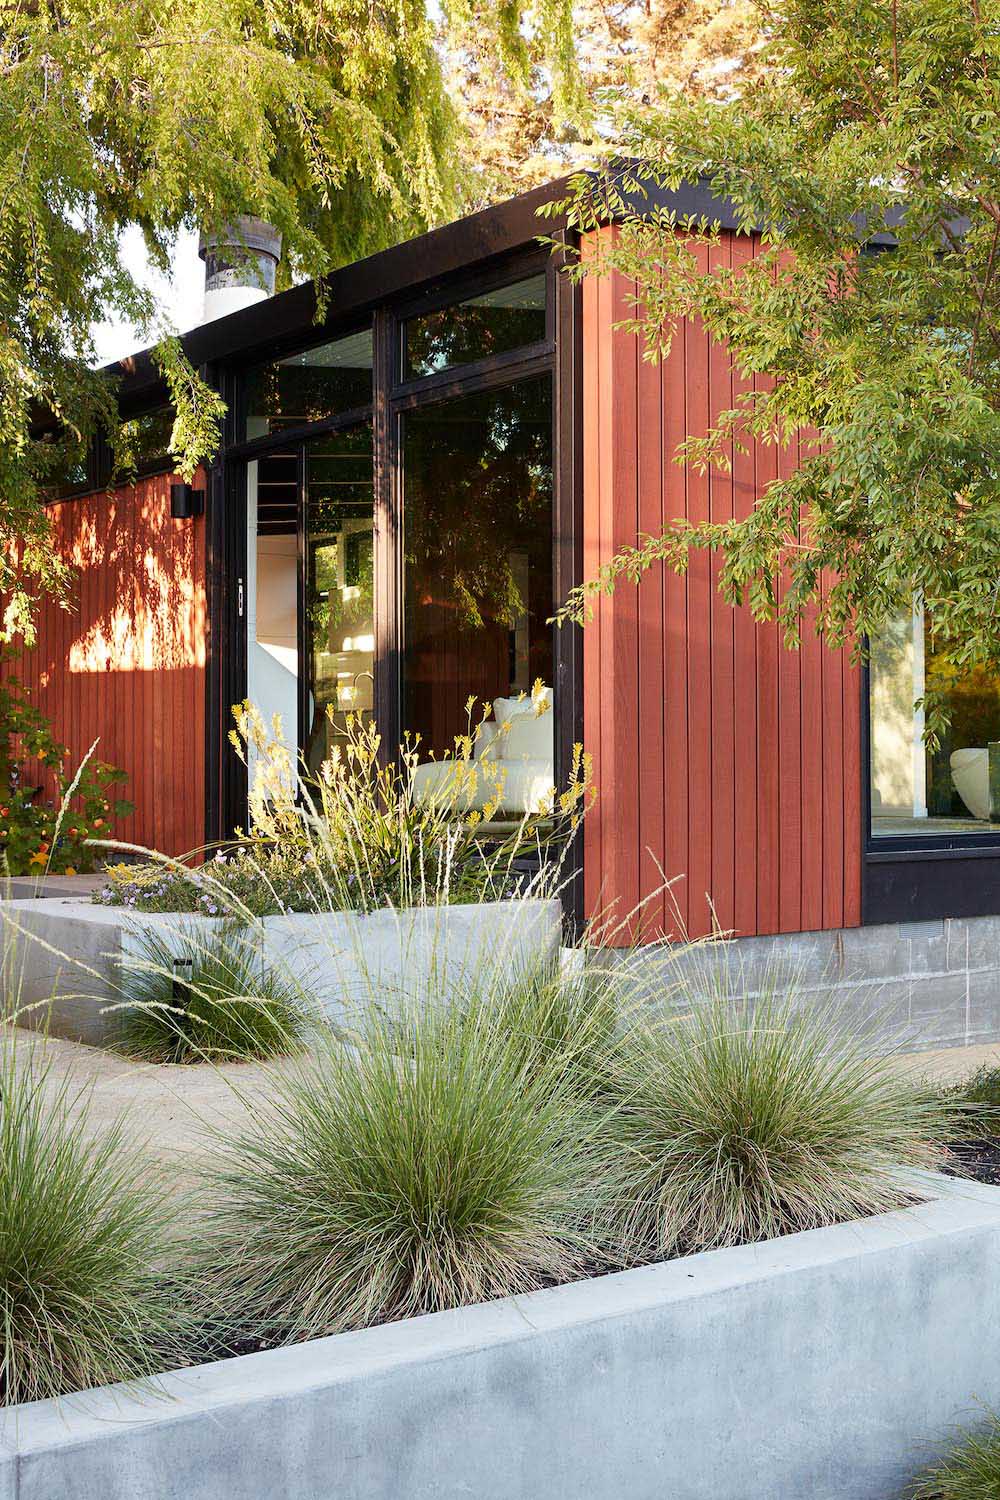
[99,171,981,411]
[105,173,756,407]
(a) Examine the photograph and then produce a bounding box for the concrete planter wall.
[1,1175,998,1500]
[0,897,562,1044]
[599,917,1000,1055]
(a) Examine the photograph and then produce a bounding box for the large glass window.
[245,427,374,785]
[245,328,373,440]
[403,274,547,380]
[402,375,553,768]
[303,426,375,774]
[870,607,1000,835]
[119,406,175,471]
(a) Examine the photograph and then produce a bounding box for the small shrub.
[197,994,609,1344]
[0,1042,191,1404]
[91,700,590,918]
[117,922,309,1064]
[93,849,331,918]
[596,966,956,1261]
[480,960,624,1098]
[943,1064,1000,1139]
[0,665,132,875]
[911,1410,1000,1498]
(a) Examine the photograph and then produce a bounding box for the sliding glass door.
[245,422,375,782]
[302,426,375,774]
[401,372,554,765]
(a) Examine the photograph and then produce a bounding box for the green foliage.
[93,850,333,918]
[0,0,581,642]
[944,1064,1000,1139]
[0,1040,192,1404]
[481,961,624,1098]
[117,922,309,1065]
[550,0,1000,740]
[224,700,591,913]
[0,667,132,875]
[451,0,764,199]
[93,701,591,919]
[595,962,955,1259]
[195,989,608,1344]
[911,1410,1000,1498]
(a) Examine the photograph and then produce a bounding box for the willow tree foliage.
[0,0,578,640]
[451,0,765,198]
[553,0,1000,738]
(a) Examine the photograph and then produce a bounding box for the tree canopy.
[554,0,1000,740]
[0,0,578,640]
[451,0,764,198]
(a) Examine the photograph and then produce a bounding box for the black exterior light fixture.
[170,481,205,519]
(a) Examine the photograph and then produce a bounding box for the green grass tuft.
[595,960,956,1261]
[943,1065,1000,1140]
[196,986,612,1344]
[0,1040,193,1405]
[911,1410,1000,1497]
[117,922,309,1064]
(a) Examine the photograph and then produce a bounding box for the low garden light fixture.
[170,482,205,519]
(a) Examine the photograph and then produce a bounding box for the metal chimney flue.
[198,216,282,323]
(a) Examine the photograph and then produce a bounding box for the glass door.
[301,424,376,775]
[245,422,375,784]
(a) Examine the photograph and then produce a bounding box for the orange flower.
[93,817,105,828]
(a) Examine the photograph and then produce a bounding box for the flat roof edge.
[107,172,764,399]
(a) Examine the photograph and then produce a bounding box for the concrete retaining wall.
[0,897,562,1044]
[1,1175,998,1500]
[602,915,1000,1054]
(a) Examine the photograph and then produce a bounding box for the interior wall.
[580,227,862,943]
[244,460,299,786]
[3,470,207,858]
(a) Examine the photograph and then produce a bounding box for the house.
[8,176,1000,1040]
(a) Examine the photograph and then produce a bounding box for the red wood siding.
[4,472,207,857]
[581,229,862,942]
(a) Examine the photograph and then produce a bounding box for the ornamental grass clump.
[117,922,309,1064]
[0,1041,192,1404]
[911,1411,1000,1498]
[598,962,956,1261]
[197,989,610,1345]
[944,1064,1000,1140]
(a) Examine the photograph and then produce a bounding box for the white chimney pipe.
[198,216,282,323]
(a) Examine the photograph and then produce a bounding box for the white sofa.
[411,689,555,816]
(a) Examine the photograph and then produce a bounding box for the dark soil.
[170,1152,1000,1372]
[944,1139,1000,1185]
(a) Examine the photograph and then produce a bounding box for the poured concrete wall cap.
[2,1176,999,1500]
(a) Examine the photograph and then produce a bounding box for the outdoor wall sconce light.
[170,481,205,519]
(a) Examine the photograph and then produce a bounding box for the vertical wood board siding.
[3,473,207,858]
[581,230,862,942]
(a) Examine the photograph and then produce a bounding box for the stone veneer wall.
[599,915,1000,1055]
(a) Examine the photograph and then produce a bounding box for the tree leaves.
[554,0,1000,735]
[0,0,579,639]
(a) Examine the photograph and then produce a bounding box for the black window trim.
[201,237,584,938]
[861,653,1000,925]
[394,249,554,389]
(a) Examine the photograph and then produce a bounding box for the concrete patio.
[6,1026,300,1196]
